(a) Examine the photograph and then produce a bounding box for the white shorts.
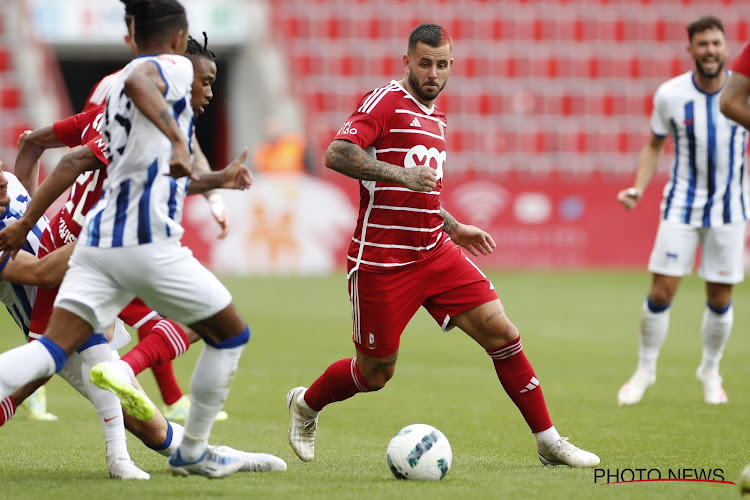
[647,220,746,284]
[55,238,232,332]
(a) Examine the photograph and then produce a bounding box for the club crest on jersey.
[438,120,444,138]
[403,145,445,180]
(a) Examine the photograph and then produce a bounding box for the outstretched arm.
[124,62,194,180]
[616,133,666,210]
[187,148,252,194]
[0,147,102,258]
[15,126,66,196]
[0,242,74,289]
[440,208,496,256]
[325,139,437,192]
[720,71,750,129]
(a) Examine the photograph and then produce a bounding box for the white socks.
[0,341,57,399]
[637,300,669,374]
[178,343,245,461]
[699,304,732,373]
[79,344,129,460]
[534,426,561,448]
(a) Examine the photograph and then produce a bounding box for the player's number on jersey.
[64,170,101,226]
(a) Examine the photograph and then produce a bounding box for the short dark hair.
[120,0,187,47]
[687,16,725,41]
[186,32,216,61]
[408,23,452,54]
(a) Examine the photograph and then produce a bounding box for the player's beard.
[694,57,725,79]
[408,71,447,103]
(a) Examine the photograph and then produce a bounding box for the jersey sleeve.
[332,90,390,149]
[153,55,194,102]
[649,85,670,138]
[52,113,88,147]
[52,107,105,148]
[85,136,109,166]
[732,41,750,77]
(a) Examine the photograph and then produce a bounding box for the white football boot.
[287,387,319,461]
[696,367,728,404]
[538,437,600,468]
[617,368,656,405]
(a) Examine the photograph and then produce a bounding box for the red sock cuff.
[487,336,522,359]
[0,396,17,426]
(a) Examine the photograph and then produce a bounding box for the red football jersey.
[333,80,448,274]
[48,105,108,249]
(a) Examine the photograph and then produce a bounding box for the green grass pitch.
[0,270,748,499]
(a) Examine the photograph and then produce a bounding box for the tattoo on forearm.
[441,208,458,235]
[158,109,175,129]
[328,141,399,183]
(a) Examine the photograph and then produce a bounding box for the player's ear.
[171,29,188,54]
[402,54,409,71]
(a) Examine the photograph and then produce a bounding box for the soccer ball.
[740,464,750,497]
[386,423,452,481]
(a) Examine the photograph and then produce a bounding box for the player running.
[286,24,599,468]
[0,0,258,479]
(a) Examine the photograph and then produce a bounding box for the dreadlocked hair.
[186,32,216,61]
[120,0,187,47]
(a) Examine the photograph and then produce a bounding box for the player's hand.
[0,218,33,260]
[16,130,32,150]
[401,165,438,192]
[450,223,496,256]
[617,187,642,210]
[219,148,253,191]
[207,193,230,239]
[168,141,197,180]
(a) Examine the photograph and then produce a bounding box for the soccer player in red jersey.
[287,24,599,468]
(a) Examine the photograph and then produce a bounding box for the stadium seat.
[0,86,22,109]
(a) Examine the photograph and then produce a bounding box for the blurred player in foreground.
[0,0,256,479]
[616,16,746,406]
[85,11,230,422]
[287,23,599,468]
[0,163,281,478]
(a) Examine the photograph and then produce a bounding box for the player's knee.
[363,366,394,391]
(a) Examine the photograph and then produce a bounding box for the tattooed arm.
[325,139,437,192]
[440,207,496,256]
[124,62,193,179]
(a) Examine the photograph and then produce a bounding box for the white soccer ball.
[386,423,452,481]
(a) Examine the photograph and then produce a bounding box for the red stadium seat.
[0,46,10,73]
[0,86,22,109]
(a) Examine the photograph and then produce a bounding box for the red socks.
[487,336,553,433]
[304,358,371,412]
[0,396,16,426]
[122,318,190,405]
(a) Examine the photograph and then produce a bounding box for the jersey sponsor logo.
[403,144,446,180]
[57,217,78,245]
[337,121,358,135]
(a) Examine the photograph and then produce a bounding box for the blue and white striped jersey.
[0,172,49,335]
[651,71,749,227]
[84,54,194,248]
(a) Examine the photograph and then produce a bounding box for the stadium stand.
[270,0,749,175]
